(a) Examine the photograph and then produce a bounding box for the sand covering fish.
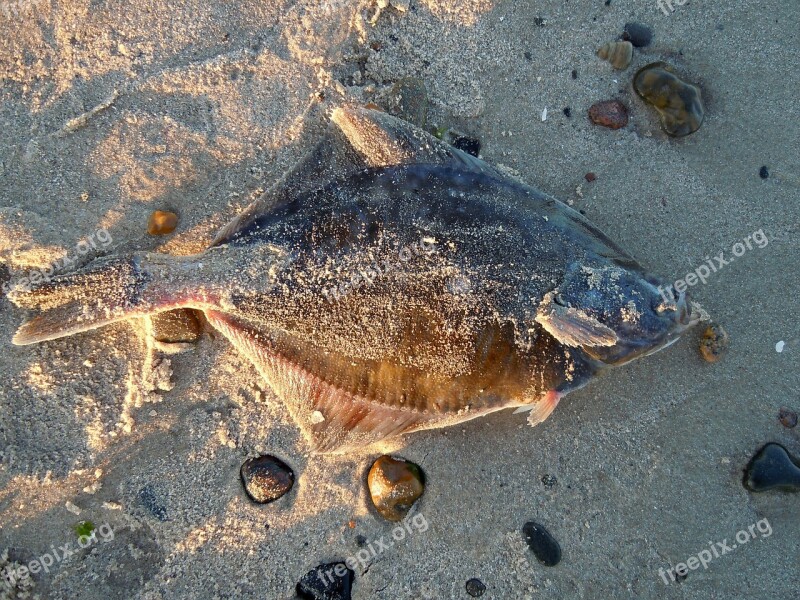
[8,107,703,453]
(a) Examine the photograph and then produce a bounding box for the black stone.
[541,474,557,488]
[743,443,800,492]
[240,455,295,504]
[759,165,769,179]
[296,562,354,600]
[465,578,486,597]
[451,135,481,157]
[524,51,532,61]
[563,107,572,118]
[138,484,168,521]
[533,16,546,27]
[522,521,562,566]
[623,22,653,47]
[571,69,578,79]
[355,534,368,547]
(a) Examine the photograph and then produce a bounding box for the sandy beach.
[1,0,798,598]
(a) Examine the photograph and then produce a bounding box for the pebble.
[759,166,769,179]
[296,562,354,600]
[451,135,481,157]
[138,484,168,521]
[698,324,729,363]
[623,22,653,47]
[597,41,633,70]
[151,308,202,343]
[147,210,179,235]
[743,443,800,492]
[541,474,558,488]
[563,107,572,118]
[779,408,798,429]
[584,173,597,183]
[522,521,562,566]
[588,100,628,129]
[633,63,704,137]
[465,578,486,597]
[240,455,295,504]
[367,455,425,521]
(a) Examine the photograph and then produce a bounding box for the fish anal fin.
[517,390,563,428]
[203,310,432,454]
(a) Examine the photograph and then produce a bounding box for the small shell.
[597,41,633,70]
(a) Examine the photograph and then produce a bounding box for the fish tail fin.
[9,253,198,345]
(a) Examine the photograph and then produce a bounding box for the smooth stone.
[465,578,487,597]
[151,308,202,343]
[296,561,354,600]
[367,455,424,522]
[522,521,562,566]
[759,165,769,179]
[240,455,295,504]
[147,210,178,235]
[633,62,704,137]
[623,22,653,47]
[743,443,800,492]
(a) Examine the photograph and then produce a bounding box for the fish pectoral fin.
[534,291,618,348]
[331,106,507,177]
[525,390,563,428]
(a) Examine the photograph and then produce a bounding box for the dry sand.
[0,0,798,598]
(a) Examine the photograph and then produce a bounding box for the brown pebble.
[633,62,704,137]
[147,210,178,235]
[588,100,628,129]
[698,324,729,363]
[779,408,798,429]
[367,455,425,522]
[584,172,597,182]
[151,309,202,343]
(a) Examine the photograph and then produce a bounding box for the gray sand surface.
[1,1,798,598]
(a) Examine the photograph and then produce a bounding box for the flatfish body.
[9,107,699,453]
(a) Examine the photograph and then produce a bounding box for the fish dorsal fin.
[534,291,618,348]
[332,106,506,177]
[212,106,505,246]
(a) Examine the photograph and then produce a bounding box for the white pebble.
[775,340,785,353]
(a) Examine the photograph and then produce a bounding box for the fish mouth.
[676,292,708,330]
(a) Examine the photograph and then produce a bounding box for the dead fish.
[8,107,702,453]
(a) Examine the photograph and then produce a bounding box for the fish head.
[540,263,701,366]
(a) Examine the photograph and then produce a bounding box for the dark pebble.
[296,562,354,600]
[355,534,368,547]
[465,578,486,597]
[138,484,168,521]
[584,173,597,183]
[563,107,572,118]
[533,16,546,27]
[452,135,481,157]
[240,455,295,504]
[541,474,558,488]
[759,165,769,179]
[623,22,653,47]
[522,521,562,566]
[571,69,578,79]
[524,51,532,61]
[779,408,798,428]
[743,443,800,492]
